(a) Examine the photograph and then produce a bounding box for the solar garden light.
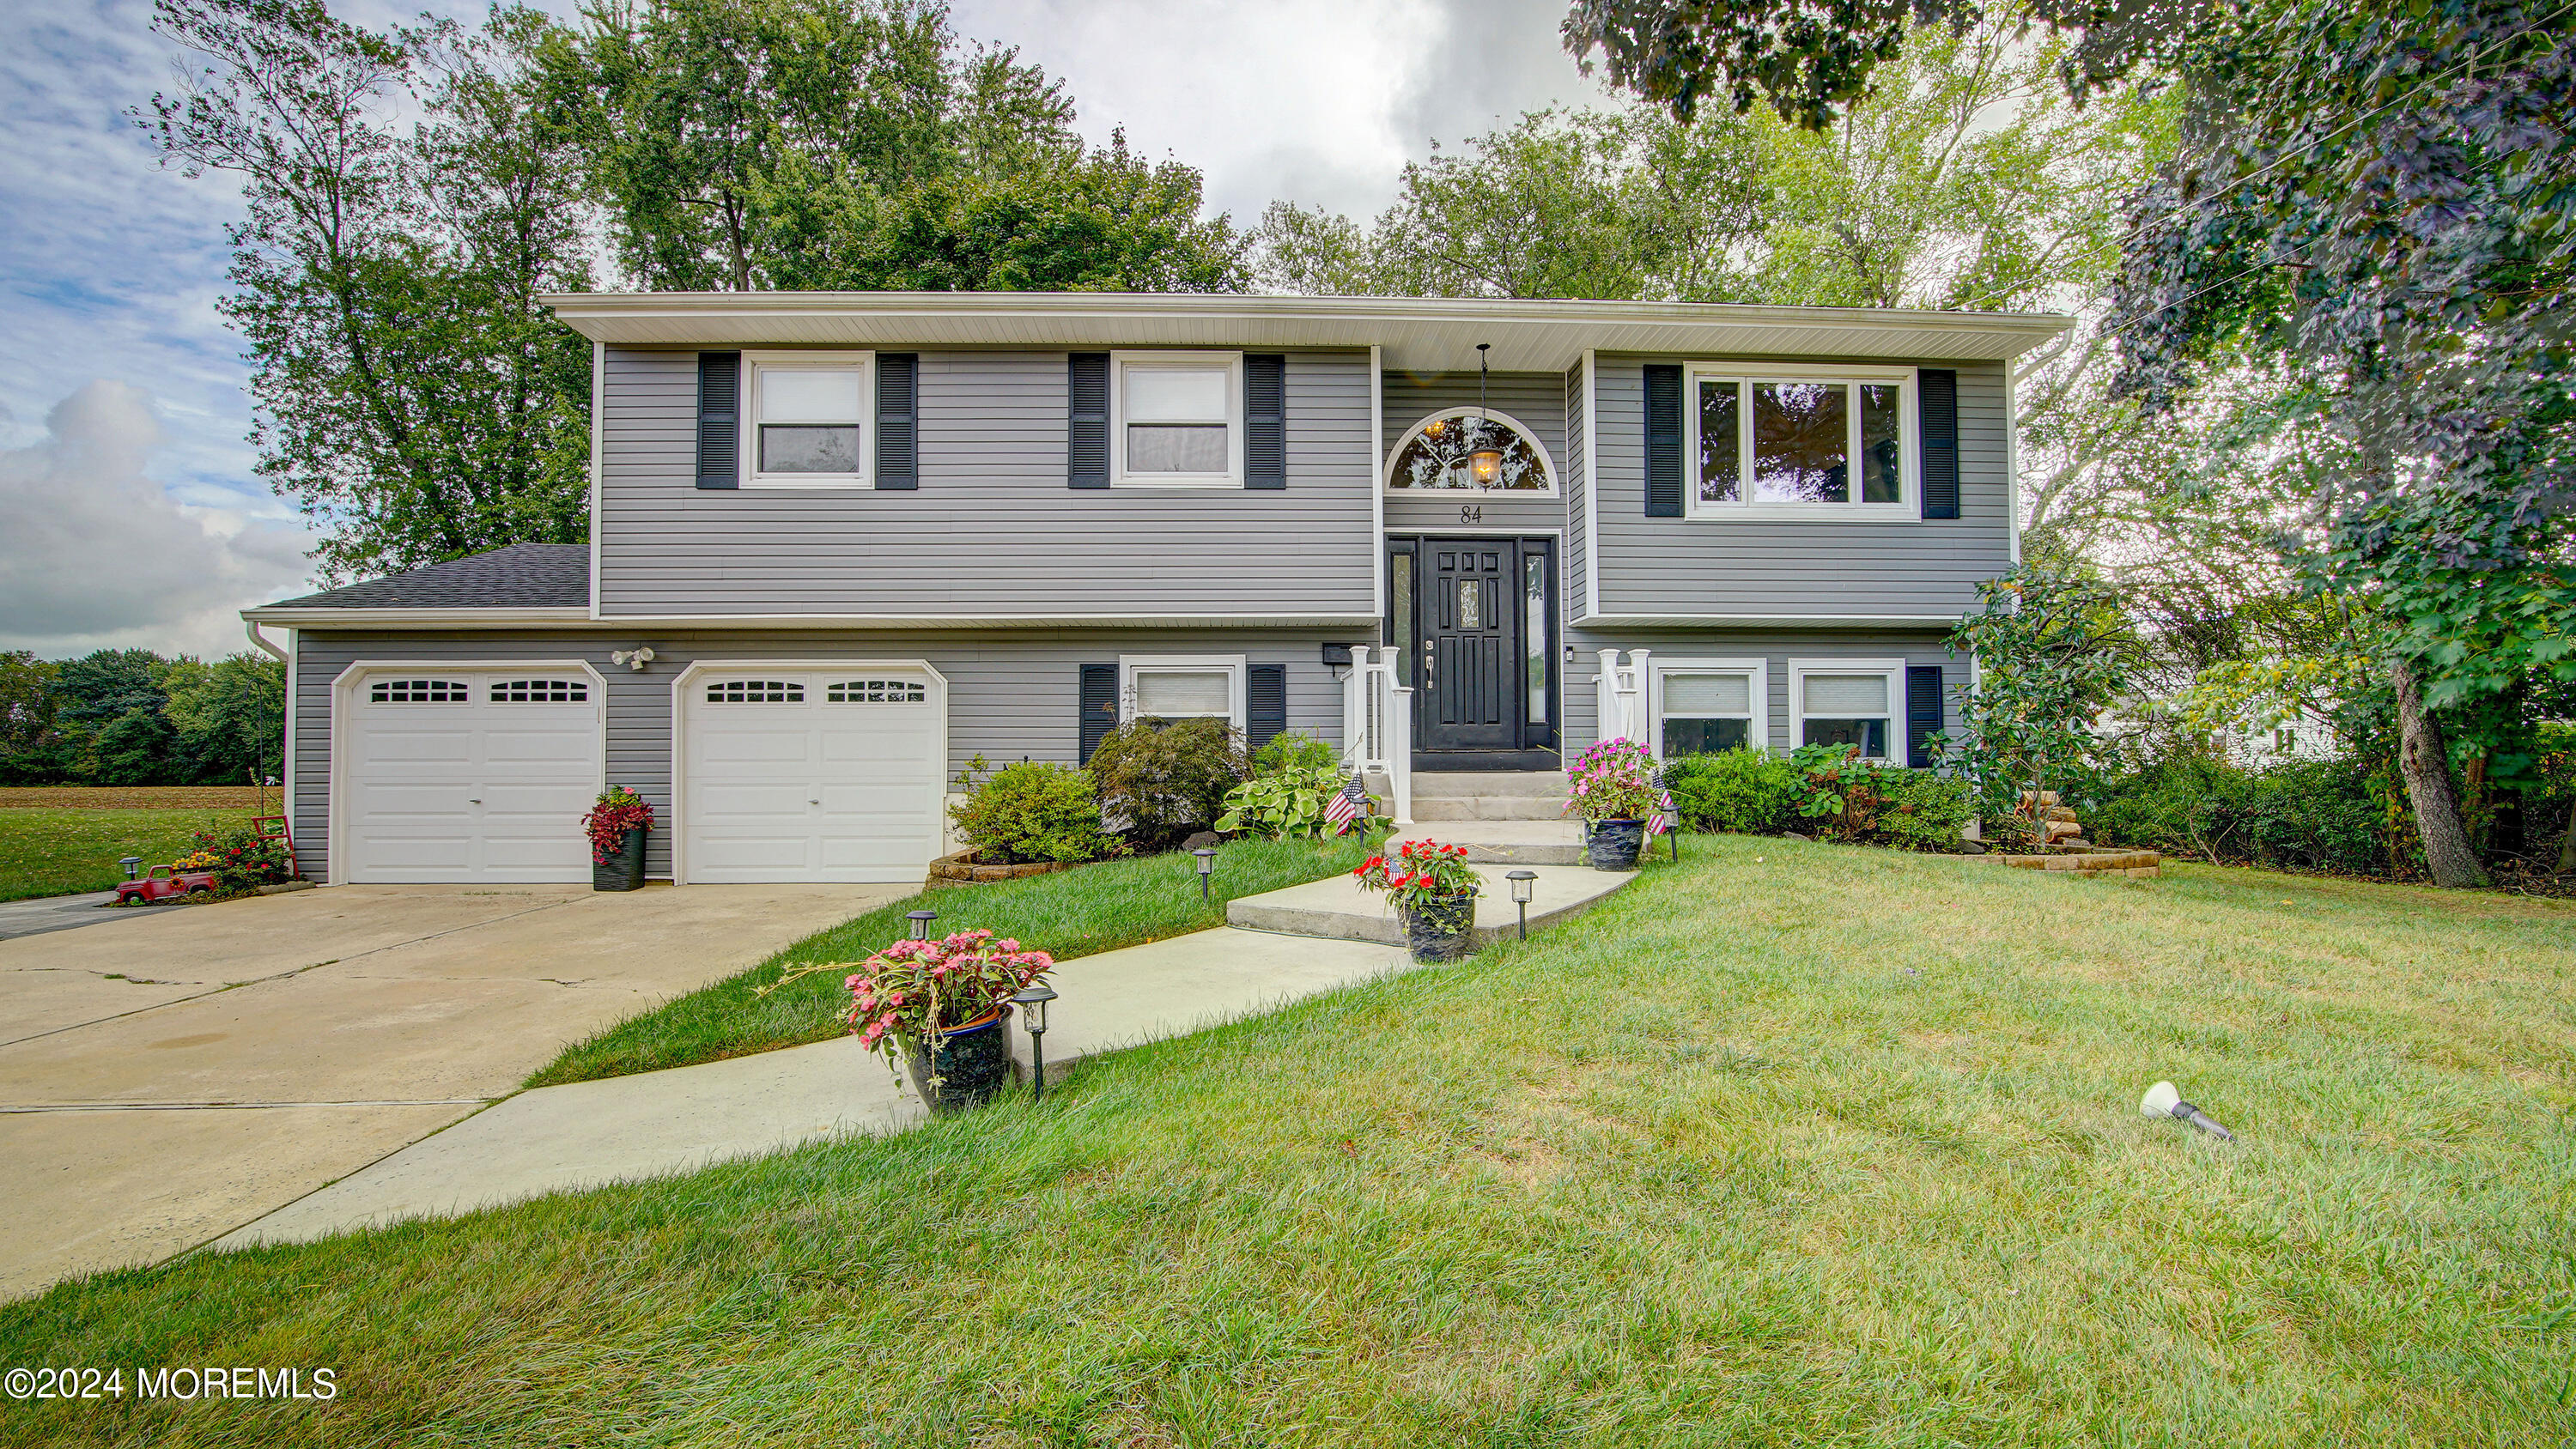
[1193,847,1218,905]
[907,908,937,942]
[1506,870,1537,940]
[1012,982,1059,1101]
[119,856,143,882]
[2140,1080,2235,1143]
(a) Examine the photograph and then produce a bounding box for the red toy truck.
[113,865,217,905]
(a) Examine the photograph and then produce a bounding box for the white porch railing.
[1591,648,1653,755]
[1341,646,1414,824]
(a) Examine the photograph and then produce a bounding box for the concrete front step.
[1412,770,1566,799]
[1393,822,1588,866]
[1412,795,1571,822]
[1227,861,1628,949]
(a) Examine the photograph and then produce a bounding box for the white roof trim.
[1576,613,1965,630]
[245,607,1379,631]
[540,291,2074,371]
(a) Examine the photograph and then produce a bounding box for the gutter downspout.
[245,620,287,663]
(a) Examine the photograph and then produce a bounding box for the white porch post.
[1629,649,1654,757]
[1595,649,1623,744]
[1376,646,1413,825]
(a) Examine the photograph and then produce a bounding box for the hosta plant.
[1216,764,1378,839]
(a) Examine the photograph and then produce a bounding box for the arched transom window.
[1384,410,1556,494]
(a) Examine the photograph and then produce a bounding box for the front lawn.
[7,839,2573,1446]
[528,833,1376,1087]
[0,790,269,902]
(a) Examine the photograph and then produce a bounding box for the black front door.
[1394,538,1558,765]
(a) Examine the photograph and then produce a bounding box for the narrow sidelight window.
[1697,379,1740,503]
[1522,553,1549,726]
[1389,551,1415,688]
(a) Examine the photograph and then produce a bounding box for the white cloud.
[0,379,314,660]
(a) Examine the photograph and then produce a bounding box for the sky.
[0,0,1607,662]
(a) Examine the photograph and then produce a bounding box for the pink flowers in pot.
[840,930,1054,1062]
[1563,738,1661,825]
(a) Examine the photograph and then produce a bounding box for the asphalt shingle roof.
[261,543,591,610]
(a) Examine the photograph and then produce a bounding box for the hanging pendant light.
[1469,342,1504,488]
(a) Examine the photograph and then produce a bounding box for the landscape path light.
[907,909,938,942]
[2140,1080,2235,1142]
[119,856,143,882]
[1193,847,1218,905]
[1012,983,1059,1101]
[1506,870,1536,940]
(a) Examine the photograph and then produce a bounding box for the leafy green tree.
[1941,566,2149,848]
[164,652,288,785]
[89,711,183,788]
[0,652,66,785]
[138,0,594,585]
[52,651,170,735]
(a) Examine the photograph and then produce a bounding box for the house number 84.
[1458,505,1482,524]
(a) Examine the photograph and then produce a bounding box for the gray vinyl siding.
[1587,357,2014,619]
[596,348,1376,618]
[1379,369,1570,537]
[1557,625,1961,755]
[290,627,1362,881]
[1563,361,1588,621]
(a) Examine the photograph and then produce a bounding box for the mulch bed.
[0,787,272,810]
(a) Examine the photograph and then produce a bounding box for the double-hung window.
[1120,655,1246,730]
[1114,351,1240,486]
[1689,363,1914,518]
[1791,659,1905,760]
[745,350,871,488]
[1652,659,1767,757]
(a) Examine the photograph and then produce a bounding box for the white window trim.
[1382,408,1561,496]
[1648,658,1770,759]
[1789,658,1905,760]
[1112,349,1242,488]
[742,349,874,490]
[1119,654,1246,730]
[1685,361,1917,521]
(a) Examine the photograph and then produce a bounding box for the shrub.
[181,822,294,892]
[1087,718,1249,853]
[1874,768,1973,852]
[1250,729,1340,776]
[1662,747,1802,834]
[2091,755,2393,874]
[1217,763,1374,839]
[948,757,1117,865]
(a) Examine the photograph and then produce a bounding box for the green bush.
[2091,755,2392,874]
[947,758,1117,865]
[1088,718,1249,853]
[1874,768,1974,852]
[1662,747,1802,834]
[1217,763,1373,839]
[1250,729,1340,776]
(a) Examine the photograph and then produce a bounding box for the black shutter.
[875,353,917,490]
[1078,664,1117,762]
[696,351,740,489]
[1068,353,1109,488]
[1244,354,1286,489]
[1247,664,1286,749]
[1906,665,1945,768]
[1918,368,1959,519]
[1643,363,1683,517]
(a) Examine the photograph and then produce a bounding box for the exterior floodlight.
[611,646,655,671]
[1193,847,1218,905]
[907,908,938,942]
[2141,1080,2234,1142]
[1505,869,1536,940]
[1012,983,1059,1100]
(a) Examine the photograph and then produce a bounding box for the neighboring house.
[243,293,2069,886]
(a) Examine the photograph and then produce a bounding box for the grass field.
[529,833,1376,1087]
[4,837,2573,1446]
[0,789,271,901]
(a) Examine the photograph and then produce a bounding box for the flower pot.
[1396,892,1478,964]
[592,828,647,892]
[901,1006,1016,1115]
[1586,819,1645,872]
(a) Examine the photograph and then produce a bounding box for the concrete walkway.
[0,890,125,943]
[210,858,1642,1254]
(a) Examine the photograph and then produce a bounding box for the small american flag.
[1647,785,1678,837]
[1325,771,1367,834]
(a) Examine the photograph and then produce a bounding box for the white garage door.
[682,669,943,883]
[343,671,602,882]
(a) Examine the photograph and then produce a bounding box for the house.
[242,292,2070,885]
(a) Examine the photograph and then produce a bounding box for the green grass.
[8,838,2576,1446]
[0,807,258,902]
[526,833,1377,1088]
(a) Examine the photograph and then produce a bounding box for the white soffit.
[540,292,2075,369]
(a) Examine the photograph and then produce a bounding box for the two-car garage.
[331,662,944,885]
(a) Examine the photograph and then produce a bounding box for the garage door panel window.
[1795,664,1902,761]
[826,679,927,704]
[707,680,805,704]
[1655,662,1766,758]
[370,679,469,704]
[490,678,587,703]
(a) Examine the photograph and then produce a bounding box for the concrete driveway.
[0,881,904,1300]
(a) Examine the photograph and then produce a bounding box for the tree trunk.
[2390,658,2491,888]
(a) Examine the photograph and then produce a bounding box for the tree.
[138,0,594,585]
[0,652,64,785]
[1564,0,2573,887]
[164,652,288,785]
[1941,565,2149,847]
[545,0,1245,292]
